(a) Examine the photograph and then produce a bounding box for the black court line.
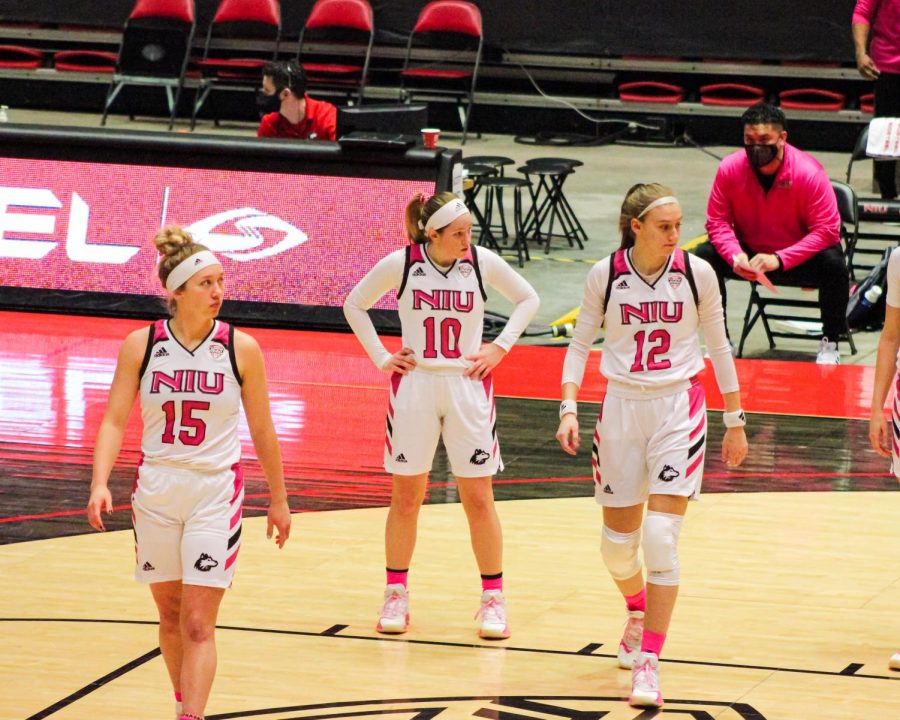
[25,647,160,720]
[205,695,768,720]
[4,617,899,687]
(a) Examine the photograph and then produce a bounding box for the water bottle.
[848,283,883,328]
[0,106,8,123]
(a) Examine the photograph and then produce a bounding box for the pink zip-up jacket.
[705,144,840,271]
[853,0,900,73]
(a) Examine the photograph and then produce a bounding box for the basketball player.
[86,226,291,720]
[867,245,900,671]
[343,191,539,639]
[555,184,748,708]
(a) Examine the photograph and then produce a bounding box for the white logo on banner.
[186,208,308,261]
[0,187,138,263]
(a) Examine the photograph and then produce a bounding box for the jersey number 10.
[422,316,462,359]
[161,400,210,446]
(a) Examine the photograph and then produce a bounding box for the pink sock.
[386,568,408,587]
[481,573,503,592]
[175,692,182,702]
[624,587,646,612]
[641,629,666,657]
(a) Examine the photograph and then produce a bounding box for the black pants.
[693,241,850,343]
[874,71,900,199]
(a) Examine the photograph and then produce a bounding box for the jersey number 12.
[630,329,672,372]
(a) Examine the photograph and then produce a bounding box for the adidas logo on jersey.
[615,278,630,290]
[395,453,407,463]
[142,561,155,571]
[412,267,426,277]
[153,346,169,358]
[603,484,614,495]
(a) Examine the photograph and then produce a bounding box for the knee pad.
[642,511,684,586]
[601,525,643,580]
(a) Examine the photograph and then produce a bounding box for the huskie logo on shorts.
[194,553,219,572]
[658,464,680,482]
[470,449,490,465]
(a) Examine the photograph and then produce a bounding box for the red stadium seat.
[618,81,684,104]
[100,0,196,130]
[400,0,483,145]
[778,88,845,111]
[699,83,765,107]
[53,50,117,73]
[0,45,43,70]
[297,0,374,104]
[860,92,875,114]
[190,0,281,130]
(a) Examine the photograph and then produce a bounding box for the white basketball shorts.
[384,370,502,477]
[592,378,707,507]
[132,461,244,588]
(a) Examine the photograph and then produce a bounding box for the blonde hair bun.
[154,226,195,258]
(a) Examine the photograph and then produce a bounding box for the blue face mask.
[744,143,778,169]
[256,89,281,117]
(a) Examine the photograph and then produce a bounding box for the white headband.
[422,197,469,232]
[164,250,221,292]
[637,195,680,219]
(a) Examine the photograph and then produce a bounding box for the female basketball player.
[86,226,291,720]
[343,191,539,639]
[555,184,748,708]
[867,245,900,671]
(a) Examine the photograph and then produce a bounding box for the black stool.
[518,162,584,253]
[523,157,588,246]
[475,175,532,267]
[462,163,499,250]
[463,155,515,238]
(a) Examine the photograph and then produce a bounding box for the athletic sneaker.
[475,589,510,639]
[376,583,409,634]
[630,652,663,708]
[617,610,644,669]
[890,652,900,670]
[816,337,840,364]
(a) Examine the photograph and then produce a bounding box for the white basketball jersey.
[397,243,487,373]
[139,319,242,471]
[601,248,705,387]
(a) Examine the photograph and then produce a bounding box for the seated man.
[256,60,337,141]
[694,103,848,364]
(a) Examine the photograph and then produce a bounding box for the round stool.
[524,157,588,246]
[518,163,582,253]
[462,164,498,246]
[464,156,516,237]
[476,175,532,267]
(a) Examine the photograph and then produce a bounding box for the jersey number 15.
[161,400,210,446]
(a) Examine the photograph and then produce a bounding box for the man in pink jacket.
[853,0,900,199]
[694,104,848,364]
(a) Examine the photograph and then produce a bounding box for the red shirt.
[257,95,337,141]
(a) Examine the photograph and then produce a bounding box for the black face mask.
[256,89,281,117]
[744,143,779,169]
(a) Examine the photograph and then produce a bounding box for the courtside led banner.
[0,157,435,310]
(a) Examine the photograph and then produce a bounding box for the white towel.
[866,117,900,159]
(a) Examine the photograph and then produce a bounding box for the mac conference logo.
[213,695,768,719]
[185,207,307,261]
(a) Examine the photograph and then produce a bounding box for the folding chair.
[296,0,374,104]
[736,179,857,357]
[400,0,482,145]
[845,125,900,277]
[100,0,196,130]
[190,0,281,130]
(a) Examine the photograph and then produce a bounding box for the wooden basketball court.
[2,310,899,720]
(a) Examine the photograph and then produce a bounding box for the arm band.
[723,409,747,428]
[560,399,578,419]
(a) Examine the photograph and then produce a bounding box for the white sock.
[175,701,182,719]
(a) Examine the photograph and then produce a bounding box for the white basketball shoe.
[476,589,510,639]
[630,651,664,707]
[376,583,409,634]
[617,610,644,669]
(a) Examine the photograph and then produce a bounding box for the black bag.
[846,248,891,330]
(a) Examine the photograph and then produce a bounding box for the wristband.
[723,409,746,428]
[559,399,578,419]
